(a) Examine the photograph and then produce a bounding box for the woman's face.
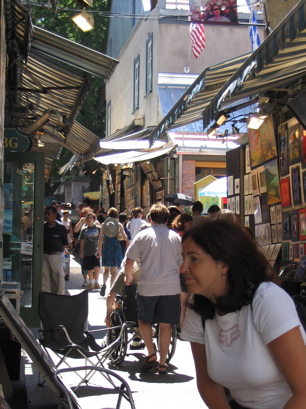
[181,237,229,302]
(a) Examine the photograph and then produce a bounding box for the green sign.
[4,128,32,152]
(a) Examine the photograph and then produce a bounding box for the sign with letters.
[4,128,32,152]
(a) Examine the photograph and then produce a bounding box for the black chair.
[38,291,133,389]
[0,291,136,409]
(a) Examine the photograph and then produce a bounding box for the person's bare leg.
[93,266,100,281]
[105,291,116,327]
[110,266,117,286]
[138,320,156,358]
[103,266,110,285]
[158,323,171,366]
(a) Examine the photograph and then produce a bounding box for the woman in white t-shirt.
[180,219,306,409]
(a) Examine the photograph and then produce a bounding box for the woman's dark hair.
[182,219,274,322]
[171,213,193,232]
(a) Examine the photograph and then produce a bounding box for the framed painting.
[291,165,302,206]
[279,124,289,176]
[276,204,282,224]
[251,169,259,196]
[298,208,306,240]
[301,126,306,168]
[280,177,291,207]
[257,165,267,194]
[291,209,299,241]
[264,159,281,205]
[302,170,306,203]
[282,242,289,262]
[288,121,301,166]
[294,243,300,261]
[253,196,262,224]
[270,205,276,225]
[248,116,277,167]
[245,145,251,173]
[282,211,291,240]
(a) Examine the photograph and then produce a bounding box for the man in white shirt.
[128,207,147,240]
[125,203,182,374]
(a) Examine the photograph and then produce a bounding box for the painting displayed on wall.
[298,208,306,240]
[282,211,291,240]
[280,177,291,207]
[245,145,251,173]
[302,170,306,203]
[257,165,267,194]
[248,116,277,168]
[279,124,289,176]
[291,165,302,206]
[301,126,306,168]
[251,169,259,196]
[288,121,301,166]
[264,159,280,205]
[291,209,299,241]
[276,204,282,224]
[254,196,262,224]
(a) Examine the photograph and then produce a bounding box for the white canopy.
[199,177,227,197]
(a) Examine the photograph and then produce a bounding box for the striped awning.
[149,53,251,143]
[203,0,306,128]
[6,0,119,172]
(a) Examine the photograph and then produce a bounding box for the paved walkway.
[24,253,206,408]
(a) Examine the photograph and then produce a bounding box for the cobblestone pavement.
[25,253,206,409]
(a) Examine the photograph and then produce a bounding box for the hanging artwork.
[280,177,291,207]
[248,116,277,168]
[291,165,302,206]
[288,120,301,166]
[301,126,306,168]
[264,159,281,205]
[279,124,289,176]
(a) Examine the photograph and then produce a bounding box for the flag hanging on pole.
[190,23,206,58]
[249,9,261,51]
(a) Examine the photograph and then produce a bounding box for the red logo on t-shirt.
[219,324,241,347]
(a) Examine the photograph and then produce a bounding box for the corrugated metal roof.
[149,53,251,143]
[6,0,118,171]
[32,26,118,80]
[203,0,306,128]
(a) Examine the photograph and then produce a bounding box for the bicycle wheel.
[155,324,177,364]
[107,308,128,365]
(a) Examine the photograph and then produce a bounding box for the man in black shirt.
[42,206,68,294]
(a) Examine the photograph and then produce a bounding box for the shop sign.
[4,128,32,152]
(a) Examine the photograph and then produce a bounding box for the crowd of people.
[41,198,306,408]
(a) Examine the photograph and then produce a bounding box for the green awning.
[203,0,306,128]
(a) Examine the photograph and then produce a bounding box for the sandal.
[140,352,157,371]
[157,364,168,375]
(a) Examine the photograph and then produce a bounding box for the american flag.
[190,23,206,58]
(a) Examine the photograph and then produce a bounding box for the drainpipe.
[179,154,182,192]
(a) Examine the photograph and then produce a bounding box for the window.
[146,34,153,95]
[106,101,111,137]
[133,55,140,111]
